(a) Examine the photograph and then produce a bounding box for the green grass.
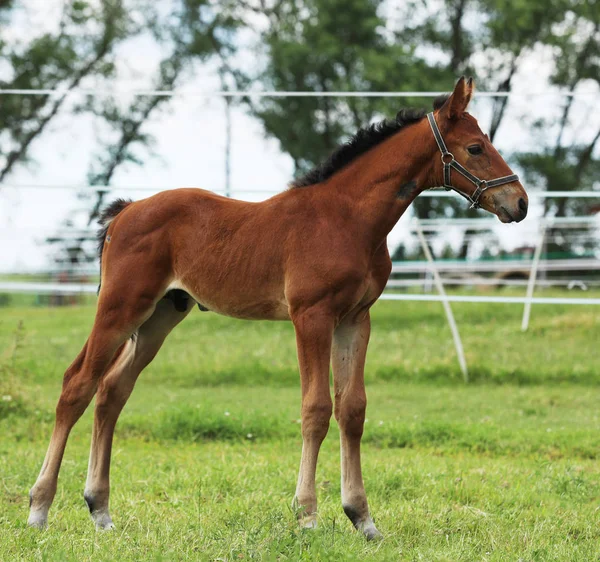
[1,297,600,560]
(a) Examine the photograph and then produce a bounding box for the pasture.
[1,296,600,560]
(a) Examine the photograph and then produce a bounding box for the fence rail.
[2,281,599,306]
[0,88,598,98]
[2,183,600,198]
[379,293,600,305]
[0,281,96,294]
[4,257,599,277]
[391,258,600,273]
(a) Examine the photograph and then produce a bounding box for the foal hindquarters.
[28,291,194,529]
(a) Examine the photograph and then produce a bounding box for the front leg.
[291,306,334,529]
[332,311,382,540]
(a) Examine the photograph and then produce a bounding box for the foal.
[28,78,527,538]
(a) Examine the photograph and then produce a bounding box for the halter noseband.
[426,112,519,209]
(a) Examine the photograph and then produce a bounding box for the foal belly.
[168,279,290,321]
[205,297,291,321]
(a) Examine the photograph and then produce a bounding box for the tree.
[0,0,135,184]
[84,0,240,223]
[45,0,241,269]
[228,0,439,175]
[509,1,600,256]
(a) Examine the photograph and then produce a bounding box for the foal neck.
[328,118,437,248]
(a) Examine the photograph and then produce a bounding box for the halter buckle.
[441,152,454,165]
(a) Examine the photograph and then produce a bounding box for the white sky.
[0,1,599,273]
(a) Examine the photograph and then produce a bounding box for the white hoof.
[358,520,383,541]
[298,514,318,529]
[27,511,48,529]
[91,510,115,530]
[292,496,318,529]
[343,505,383,541]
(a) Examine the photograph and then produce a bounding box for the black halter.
[427,112,519,209]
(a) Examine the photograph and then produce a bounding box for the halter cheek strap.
[426,112,519,209]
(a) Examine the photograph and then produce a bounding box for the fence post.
[415,222,469,383]
[521,223,547,332]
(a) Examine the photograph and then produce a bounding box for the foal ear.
[440,76,474,120]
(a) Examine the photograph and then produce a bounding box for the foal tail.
[96,198,133,293]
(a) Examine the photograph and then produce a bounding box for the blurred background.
[0,0,598,305]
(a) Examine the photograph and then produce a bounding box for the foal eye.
[467,145,483,155]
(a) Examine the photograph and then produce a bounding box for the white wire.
[1,183,599,199]
[386,278,600,287]
[409,218,599,231]
[391,258,599,272]
[6,257,599,275]
[0,88,598,98]
[378,293,600,305]
[3,280,600,304]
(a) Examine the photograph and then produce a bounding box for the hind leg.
[332,312,381,540]
[28,287,160,528]
[84,295,194,529]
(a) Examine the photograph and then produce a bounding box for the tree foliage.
[0,0,134,182]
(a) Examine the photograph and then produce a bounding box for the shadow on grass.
[115,406,599,460]
[371,366,600,386]
[120,405,299,443]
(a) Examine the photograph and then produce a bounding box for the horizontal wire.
[1,183,599,199]
[0,89,598,98]
[2,280,600,304]
[386,278,600,287]
[378,293,600,305]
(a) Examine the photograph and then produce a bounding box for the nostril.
[518,197,528,215]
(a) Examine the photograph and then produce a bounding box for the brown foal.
[28,78,528,538]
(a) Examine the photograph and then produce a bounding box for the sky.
[0,0,599,273]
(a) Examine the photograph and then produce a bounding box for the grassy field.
[1,296,600,560]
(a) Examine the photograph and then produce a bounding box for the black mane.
[290,94,450,189]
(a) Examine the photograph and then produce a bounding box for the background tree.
[44,0,241,269]
[0,0,135,184]
[513,1,599,257]
[229,0,444,175]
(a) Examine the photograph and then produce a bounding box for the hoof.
[85,491,115,530]
[292,496,318,529]
[343,505,382,540]
[298,514,318,529]
[359,521,383,541]
[27,512,48,529]
[91,511,115,530]
[28,488,49,529]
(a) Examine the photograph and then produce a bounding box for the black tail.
[97,198,133,293]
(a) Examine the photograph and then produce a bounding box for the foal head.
[427,77,528,223]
